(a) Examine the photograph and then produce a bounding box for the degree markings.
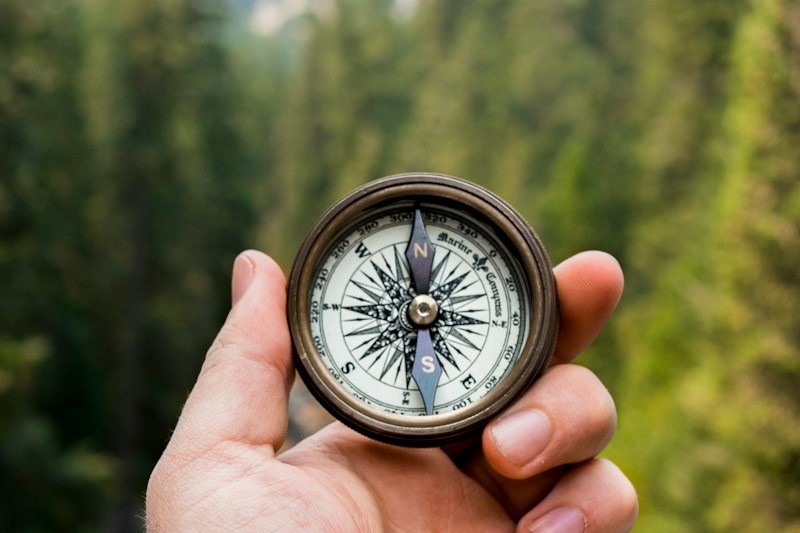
[311,207,529,414]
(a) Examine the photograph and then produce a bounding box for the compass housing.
[287,173,558,447]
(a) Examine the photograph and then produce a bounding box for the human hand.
[146,250,637,532]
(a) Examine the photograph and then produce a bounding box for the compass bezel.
[287,173,558,447]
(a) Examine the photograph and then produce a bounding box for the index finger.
[550,250,624,365]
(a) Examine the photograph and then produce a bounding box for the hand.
[146,250,637,532]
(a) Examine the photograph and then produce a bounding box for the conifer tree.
[696,0,800,528]
[79,0,257,527]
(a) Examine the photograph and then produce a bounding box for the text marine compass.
[287,173,558,447]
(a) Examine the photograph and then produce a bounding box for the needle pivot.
[408,294,439,327]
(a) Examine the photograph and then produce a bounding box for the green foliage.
[0,338,115,533]
[2,0,260,529]
[607,0,800,530]
[1,0,798,530]
[700,1,800,528]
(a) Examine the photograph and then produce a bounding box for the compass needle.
[405,207,435,295]
[288,173,557,446]
[411,329,440,416]
[403,206,446,414]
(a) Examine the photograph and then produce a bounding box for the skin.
[146,250,638,532]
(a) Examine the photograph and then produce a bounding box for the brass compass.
[287,173,558,447]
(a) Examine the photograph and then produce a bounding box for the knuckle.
[546,365,617,434]
[571,366,616,434]
[201,338,239,375]
[597,458,639,528]
[534,365,618,463]
[588,384,617,442]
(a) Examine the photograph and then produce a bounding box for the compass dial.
[310,205,529,416]
[288,173,558,447]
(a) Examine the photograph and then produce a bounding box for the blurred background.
[1,0,798,531]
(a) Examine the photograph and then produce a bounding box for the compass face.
[309,205,530,416]
[288,174,558,446]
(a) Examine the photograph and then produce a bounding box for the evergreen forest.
[1,0,798,531]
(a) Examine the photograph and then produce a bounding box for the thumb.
[172,250,294,453]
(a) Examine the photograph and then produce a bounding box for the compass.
[287,173,558,447]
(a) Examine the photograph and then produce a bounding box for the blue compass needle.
[405,207,442,415]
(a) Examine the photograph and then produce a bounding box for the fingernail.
[527,507,586,533]
[489,409,550,467]
[232,252,256,307]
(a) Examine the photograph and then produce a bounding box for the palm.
[182,424,511,532]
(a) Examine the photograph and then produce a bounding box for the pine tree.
[0,1,116,530]
[2,0,259,529]
[265,0,417,264]
[695,0,800,528]
[609,1,800,530]
[79,1,258,528]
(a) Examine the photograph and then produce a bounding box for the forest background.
[1,0,798,531]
